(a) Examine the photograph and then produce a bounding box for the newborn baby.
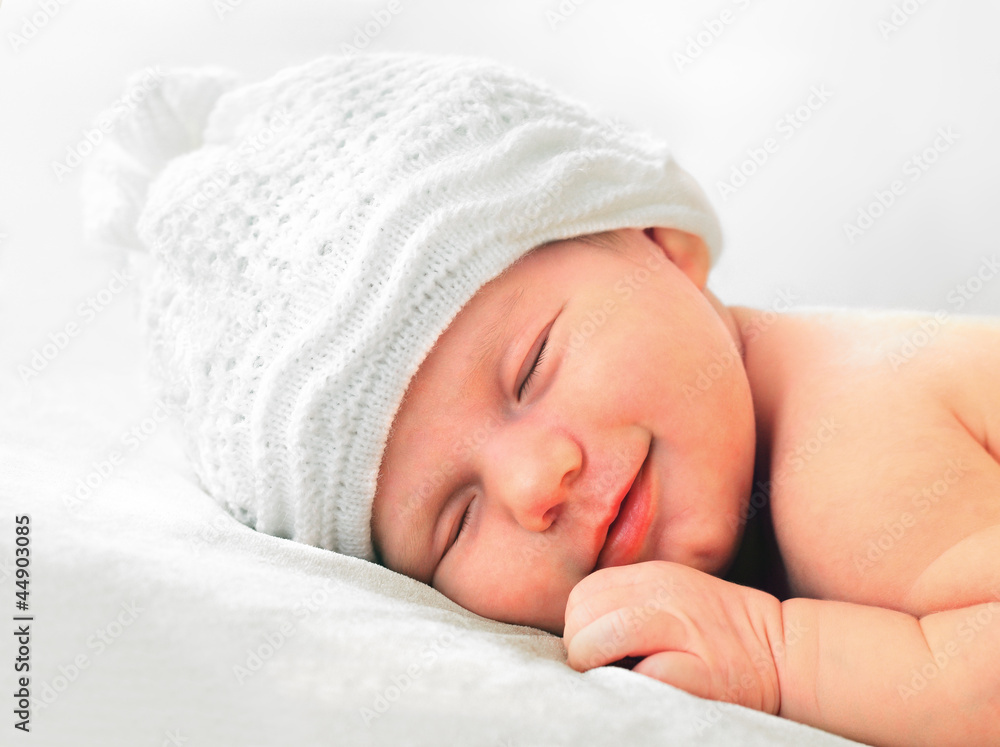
[89,52,999,747]
[373,224,1000,746]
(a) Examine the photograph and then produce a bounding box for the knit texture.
[82,52,723,561]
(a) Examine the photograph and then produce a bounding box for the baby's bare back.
[732,306,1000,617]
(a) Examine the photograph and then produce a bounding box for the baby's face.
[371,228,756,634]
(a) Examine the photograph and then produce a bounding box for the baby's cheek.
[444,548,575,632]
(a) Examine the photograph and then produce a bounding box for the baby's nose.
[487,426,582,532]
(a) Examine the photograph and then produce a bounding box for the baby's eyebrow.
[461,286,525,391]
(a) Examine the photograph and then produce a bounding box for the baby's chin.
[651,520,746,579]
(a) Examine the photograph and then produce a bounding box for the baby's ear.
[645,227,711,290]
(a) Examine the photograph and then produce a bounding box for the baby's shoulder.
[733,306,1000,614]
[735,305,1000,427]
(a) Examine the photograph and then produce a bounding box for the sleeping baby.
[87,52,1000,746]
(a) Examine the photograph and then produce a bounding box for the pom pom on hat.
[81,52,723,561]
[82,66,239,253]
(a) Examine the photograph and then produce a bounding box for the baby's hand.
[563,561,784,713]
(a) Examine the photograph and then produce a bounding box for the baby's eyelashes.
[518,337,548,400]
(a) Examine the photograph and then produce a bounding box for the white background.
[1,0,998,403]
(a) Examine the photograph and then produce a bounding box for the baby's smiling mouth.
[593,444,654,572]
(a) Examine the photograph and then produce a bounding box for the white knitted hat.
[82,52,723,561]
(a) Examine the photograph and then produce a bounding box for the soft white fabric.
[80,52,724,560]
[1,363,861,747]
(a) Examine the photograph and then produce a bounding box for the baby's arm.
[779,592,1000,746]
[565,561,1000,747]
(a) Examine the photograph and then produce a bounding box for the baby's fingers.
[633,650,714,700]
[565,569,680,642]
[565,605,687,672]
